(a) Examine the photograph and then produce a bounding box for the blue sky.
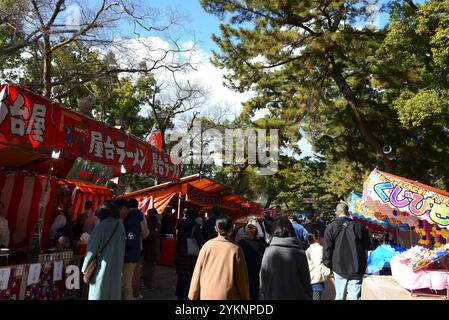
[117,0,222,53]
[146,0,429,53]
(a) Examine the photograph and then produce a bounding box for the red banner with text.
[0,83,181,180]
[186,184,220,207]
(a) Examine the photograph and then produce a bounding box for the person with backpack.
[323,203,371,300]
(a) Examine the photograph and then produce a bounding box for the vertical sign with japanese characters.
[0,85,48,149]
[150,148,181,180]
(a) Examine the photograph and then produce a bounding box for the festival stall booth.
[0,83,181,299]
[349,192,413,244]
[348,192,412,277]
[362,169,449,298]
[120,174,256,266]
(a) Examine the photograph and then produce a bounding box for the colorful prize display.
[397,245,449,271]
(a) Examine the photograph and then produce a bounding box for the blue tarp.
[367,244,406,274]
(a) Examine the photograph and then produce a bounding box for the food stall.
[120,174,259,265]
[0,82,181,299]
[362,169,449,298]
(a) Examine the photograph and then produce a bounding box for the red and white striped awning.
[0,171,57,250]
[59,180,112,220]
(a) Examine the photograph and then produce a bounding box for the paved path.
[141,265,177,300]
[133,266,447,300]
[141,265,338,300]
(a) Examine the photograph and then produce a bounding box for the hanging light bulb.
[51,150,61,159]
[120,165,127,174]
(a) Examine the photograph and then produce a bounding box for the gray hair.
[335,203,349,215]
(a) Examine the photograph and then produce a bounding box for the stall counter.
[391,255,449,291]
[0,255,83,300]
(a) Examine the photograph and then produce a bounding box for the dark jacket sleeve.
[259,250,269,300]
[193,223,205,248]
[361,225,372,251]
[322,224,334,269]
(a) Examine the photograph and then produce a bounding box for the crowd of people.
[176,202,372,301]
[44,197,373,300]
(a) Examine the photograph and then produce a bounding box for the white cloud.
[107,36,254,121]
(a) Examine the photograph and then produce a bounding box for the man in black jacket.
[323,203,371,300]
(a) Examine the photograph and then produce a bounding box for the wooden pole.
[37,161,53,253]
[177,183,182,220]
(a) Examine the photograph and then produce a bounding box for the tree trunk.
[232,159,249,186]
[327,54,394,173]
[161,127,166,152]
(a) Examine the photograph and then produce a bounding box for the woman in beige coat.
[188,215,250,300]
[306,229,331,300]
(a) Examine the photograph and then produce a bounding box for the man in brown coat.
[188,215,250,300]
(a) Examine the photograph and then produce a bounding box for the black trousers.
[176,274,192,300]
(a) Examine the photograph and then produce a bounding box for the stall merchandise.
[0,256,81,300]
[395,245,449,272]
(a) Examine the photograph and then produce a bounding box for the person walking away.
[288,214,308,249]
[202,206,221,241]
[238,223,267,300]
[122,198,149,300]
[306,229,331,300]
[142,208,161,290]
[175,208,204,299]
[259,216,312,300]
[0,201,10,248]
[161,207,175,237]
[81,200,125,300]
[189,215,250,300]
[49,202,75,247]
[323,203,371,300]
[314,215,327,234]
[115,199,134,300]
